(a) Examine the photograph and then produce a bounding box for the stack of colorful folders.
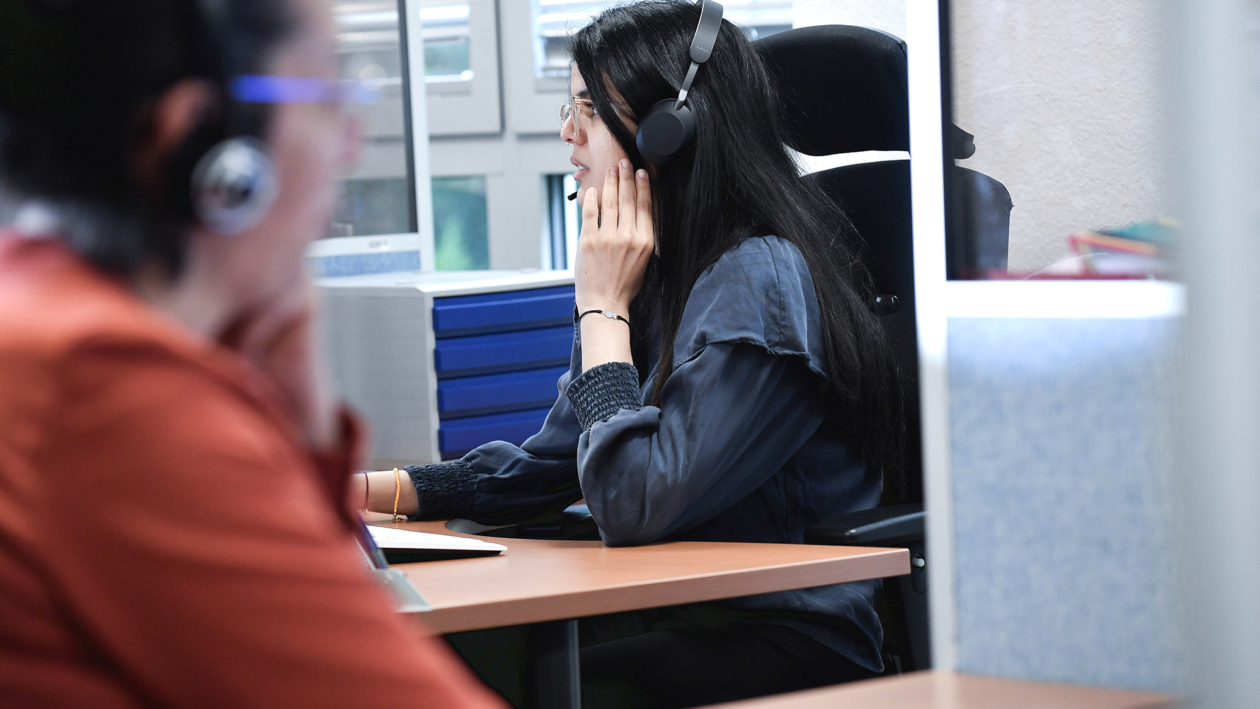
[1067,218,1175,277]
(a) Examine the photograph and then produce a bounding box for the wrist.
[575,299,630,318]
[578,308,631,328]
[364,469,419,516]
[580,315,634,371]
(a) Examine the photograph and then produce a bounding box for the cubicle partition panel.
[319,270,576,469]
[943,281,1186,692]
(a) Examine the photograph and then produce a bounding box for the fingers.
[602,166,618,231]
[618,159,636,232]
[580,186,599,241]
[635,168,653,246]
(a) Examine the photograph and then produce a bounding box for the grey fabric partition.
[947,315,1185,692]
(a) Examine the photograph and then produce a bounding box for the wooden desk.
[374,520,910,708]
[697,671,1176,709]
[383,520,910,634]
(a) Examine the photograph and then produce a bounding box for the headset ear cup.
[189,137,278,235]
[636,98,695,165]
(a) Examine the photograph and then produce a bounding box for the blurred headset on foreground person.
[0,1,504,707]
[358,1,906,707]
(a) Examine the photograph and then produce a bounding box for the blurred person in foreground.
[0,1,503,707]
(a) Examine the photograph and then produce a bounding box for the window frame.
[424,0,503,137]
[309,0,435,271]
[501,0,570,136]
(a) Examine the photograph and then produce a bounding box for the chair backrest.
[950,167,1013,278]
[756,24,1013,279]
[757,25,911,156]
[757,25,923,502]
[756,25,1015,503]
[807,160,922,504]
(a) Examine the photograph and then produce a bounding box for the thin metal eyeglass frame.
[559,96,595,136]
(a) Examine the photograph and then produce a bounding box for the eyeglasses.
[559,95,595,134]
[230,75,381,107]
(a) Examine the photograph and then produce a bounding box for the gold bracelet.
[392,467,404,523]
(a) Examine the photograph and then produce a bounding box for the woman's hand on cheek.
[574,159,654,318]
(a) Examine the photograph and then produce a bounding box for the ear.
[133,79,217,191]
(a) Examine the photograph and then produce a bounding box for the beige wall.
[950,0,1170,272]
[793,0,1169,273]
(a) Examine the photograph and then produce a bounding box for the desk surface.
[698,671,1175,709]
[380,521,909,635]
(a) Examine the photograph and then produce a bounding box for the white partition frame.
[1173,0,1260,706]
[404,0,438,271]
[906,0,957,672]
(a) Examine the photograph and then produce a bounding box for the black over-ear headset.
[635,0,724,165]
[170,0,279,236]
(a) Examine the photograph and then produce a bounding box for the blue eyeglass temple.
[229,75,381,106]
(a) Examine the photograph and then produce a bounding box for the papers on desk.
[368,526,506,564]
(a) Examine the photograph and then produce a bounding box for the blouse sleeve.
[405,369,586,524]
[565,342,828,546]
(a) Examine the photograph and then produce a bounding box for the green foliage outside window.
[432,176,489,271]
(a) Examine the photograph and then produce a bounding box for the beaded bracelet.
[392,467,404,523]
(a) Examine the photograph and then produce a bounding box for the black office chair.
[754,24,1014,673]
[757,24,1013,284]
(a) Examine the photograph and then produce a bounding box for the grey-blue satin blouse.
[406,235,884,672]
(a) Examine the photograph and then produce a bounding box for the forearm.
[350,469,419,516]
[579,311,633,371]
[364,386,587,524]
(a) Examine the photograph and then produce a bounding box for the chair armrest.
[805,503,924,546]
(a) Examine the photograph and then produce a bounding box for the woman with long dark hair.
[365,1,904,705]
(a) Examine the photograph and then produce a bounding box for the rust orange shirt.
[0,234,504,709]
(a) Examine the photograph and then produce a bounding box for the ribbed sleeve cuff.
[404,459,476,520]
[565,361,642,431]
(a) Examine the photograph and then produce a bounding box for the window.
[331,0,413,239]
[419,2,473,82]
[531,0,792,81]
[724,0,793,40]
[432,176,490,270]
[543,174,580,269]
[422,0,501,136]
[531,0,602,80]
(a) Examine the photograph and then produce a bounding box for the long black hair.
[570,0,905,495]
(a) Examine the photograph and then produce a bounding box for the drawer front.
[433,326,573,378]
[437,366,568,419]
[432,286,575,338]
[439,407,553,460]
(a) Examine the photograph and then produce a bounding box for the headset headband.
[674,0,723,110]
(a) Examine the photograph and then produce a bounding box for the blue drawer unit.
[439,407,554,460]
[432,285,575,337]
[319,271,576,468]
[433,284,575,459]
[433,326,573,379]
[437,366,568,419]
